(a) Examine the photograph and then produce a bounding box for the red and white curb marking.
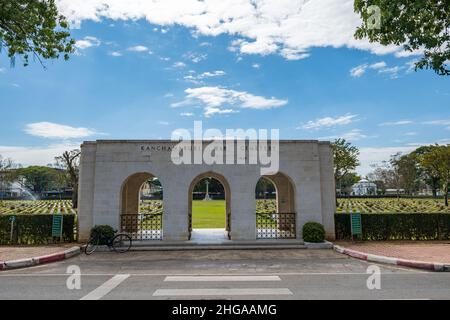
[334,245,450,272]
[0,246,81,271]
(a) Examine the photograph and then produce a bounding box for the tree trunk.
[445,186,449,207]
[72,184,78,209]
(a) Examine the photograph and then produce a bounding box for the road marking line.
[153,288,292,296]
[80,274,130,300]
[164,275,281,282]
[0,271,432,277]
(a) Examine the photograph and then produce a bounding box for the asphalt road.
[0,249,449,300]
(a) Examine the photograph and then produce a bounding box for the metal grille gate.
[256,212,296,239]
[121,214,162,240]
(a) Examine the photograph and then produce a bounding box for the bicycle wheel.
[85,237,99,255]
[111,233,132,253]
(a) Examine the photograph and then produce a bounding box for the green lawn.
[192,200,226,228]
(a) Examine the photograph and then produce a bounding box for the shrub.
[303,222,325,243]
[90,225,116,244]
[335,213,450,240]
[0,214,76,245]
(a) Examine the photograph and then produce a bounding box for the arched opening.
[188,172,231,241]
[120,172,163,240]
[255,172,296,239]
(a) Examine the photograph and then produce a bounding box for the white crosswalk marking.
[155,275,291,297]
[80,274,130,300]
[153,288,293,296]
[164,275,281,282]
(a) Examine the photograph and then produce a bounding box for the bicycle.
[85,231,132,255]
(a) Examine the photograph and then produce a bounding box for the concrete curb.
[305,241,334,249]
[1,246,81,271]
[333,245,450,272]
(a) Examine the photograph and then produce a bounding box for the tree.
[419,145,450,206]
[0,155,15,202]
[15,165,60,194]
[367,163,391,194]
[331,139,360,201]
[0,0,75,67]
[55,150,80,209]
[411,145,441,197]
[256,177,276,199]
[391,153,420,195]
[339,172,360,195]
[354,0,450,76]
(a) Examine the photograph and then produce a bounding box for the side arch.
[120,172,163,240]
[255,171,297,239]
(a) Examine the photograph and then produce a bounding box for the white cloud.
[357,146,416,176]
[57,0,405,61]
[301,114,358,130]
[172,86,287,117]
[369,61,387,70]
[183,70,226,83]
[173,61,187,68]
[379,120,414,126]
[280,48,310,60]
[0,67,5,73]
[200,70,225,77]
[351,61,404,79]
[184,52,207,63]
[340,129,368,141]
[0,143,81,167]
[252,63,260,69]
[180,112,194,117]
[204,107,237,117]
[378,66,402,79]
[24,122,98,139]
[350,64,367,78]
[109,51,122,57]
[319,129,368,141]
[423,120,450,130]
[75,36,101,49]
[127,45,149,52]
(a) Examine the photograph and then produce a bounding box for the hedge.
[0,214,76,245]
[335,213,450,240]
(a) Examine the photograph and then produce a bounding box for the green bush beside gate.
[335,213,450,240]
[0,214,76,245]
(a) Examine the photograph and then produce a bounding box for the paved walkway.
[335,241,450,264]
[0,244,75,261]
[190,228,228,243]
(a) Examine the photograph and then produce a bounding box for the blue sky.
[0,0,449,175]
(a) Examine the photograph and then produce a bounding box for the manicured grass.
[192,200,226,229]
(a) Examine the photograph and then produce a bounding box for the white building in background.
[352,179,377,196]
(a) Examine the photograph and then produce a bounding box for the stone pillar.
[229,175,256,240]
[163,180,190,241]
[319,142,336,240]
[77,143,97,242]
[296,144,324,240]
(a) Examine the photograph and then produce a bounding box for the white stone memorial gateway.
[77,139,336,243]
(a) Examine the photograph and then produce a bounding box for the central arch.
[188,171,231,240]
